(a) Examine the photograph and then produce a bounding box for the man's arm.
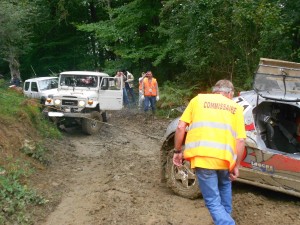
[127,73,134,82]
[173,120,188,166]
[174,120,187,150]
[229,138,245,181]
[141,79,145,94]
[235,138,245,167]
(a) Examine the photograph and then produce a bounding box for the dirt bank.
[30,109,300,225]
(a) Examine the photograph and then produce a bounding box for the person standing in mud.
[115,71,129,106]
[123,70,136,105]
[138,72,147,110]
[141,71,159,114]
[173,80,246,225]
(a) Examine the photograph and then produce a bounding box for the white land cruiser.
[23,77,58,104]
[44,71,123,134]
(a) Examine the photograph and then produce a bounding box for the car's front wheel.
[82,111,106,135]
[166,150,201,199]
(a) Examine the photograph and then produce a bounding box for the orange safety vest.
[183,94,244,171]
[143,78,158,96]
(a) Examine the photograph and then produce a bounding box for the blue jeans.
[122,88,129,106]
[144,96,156,113]
[196,168,235,225]
[125,83,135,104]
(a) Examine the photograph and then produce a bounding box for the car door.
[239,146,300,195]
[23,81,31,97]
[30,82,40,99]
[98,77,123,110]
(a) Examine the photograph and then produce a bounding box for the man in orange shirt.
[141,71,159,114]
[173,80,246,225]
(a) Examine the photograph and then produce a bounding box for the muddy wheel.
[166,150,201,199]
[101,111,108,122]
[82,111,104,135]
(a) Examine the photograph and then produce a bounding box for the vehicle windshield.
[38,78,58,90]
[60,75,98,87]
[254,73,300,97]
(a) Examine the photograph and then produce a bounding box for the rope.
[47,107,165,141]
[96,119,164,141]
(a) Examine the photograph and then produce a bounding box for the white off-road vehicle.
[44,71,123,134]
[23,77,58,104]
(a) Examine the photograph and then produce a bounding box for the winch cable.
[81,116,165,141]
[44,105,165,141]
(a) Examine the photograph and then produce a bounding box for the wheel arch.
[160,133,175,183]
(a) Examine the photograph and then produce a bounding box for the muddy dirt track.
[30,109,300,225]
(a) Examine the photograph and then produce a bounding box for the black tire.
[166,150,201,199]
[102,111,108,122]
[82,111,103,135]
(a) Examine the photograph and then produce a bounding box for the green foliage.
[158,0,300,89]
[158,81,198,109]
[0,89,24,120]
[20,143,50,165]
[2,0,300,97]
[0,85,60,224]
[0,0,40,80]
[0,79,6,88]
[0,165,47,225]
[76,0,164,74]
[23,103,61,139]
[0,87,61,139]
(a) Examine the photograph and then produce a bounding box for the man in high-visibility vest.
[173,80,246,225]
[141,71,159,113]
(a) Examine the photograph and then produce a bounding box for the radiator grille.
[62,99,78,106]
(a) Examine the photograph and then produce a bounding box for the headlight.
[78,100,85,107]
[88,99,93,105]
[54,99,61,105]
[46,98,52,103]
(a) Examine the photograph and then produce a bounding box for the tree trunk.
[8,55,21,81]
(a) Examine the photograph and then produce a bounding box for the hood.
[253,58,300,102]
[54,89,98,99]
[40,89,58,98]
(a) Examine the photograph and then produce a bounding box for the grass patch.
[20,142,50,165]
[0,81,61,224]
[0,164,47,225]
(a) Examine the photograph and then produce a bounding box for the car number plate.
[48,112,64,117]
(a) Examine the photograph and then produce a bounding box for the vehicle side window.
[31,82,38,92]
[111,77,122,90]
[100,78,109,90]
[24,82,30,91]
[100,77,120,90]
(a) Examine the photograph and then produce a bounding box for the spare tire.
[82,111,105,135]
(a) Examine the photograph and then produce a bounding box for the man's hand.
[141,95,145,100]
[229,166,239,181]
[173,152,183,167]
[156,96,159,101]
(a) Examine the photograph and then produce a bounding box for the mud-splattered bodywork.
[161,58,300,198]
